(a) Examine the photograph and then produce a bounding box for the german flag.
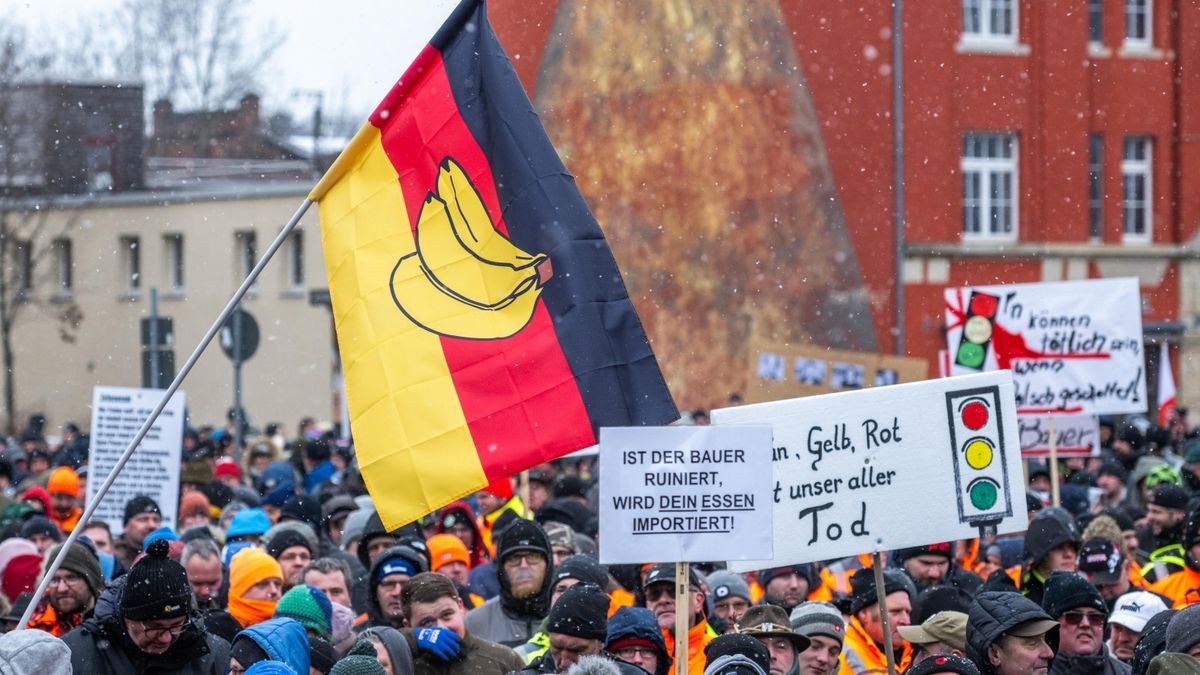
[311,0,677,529]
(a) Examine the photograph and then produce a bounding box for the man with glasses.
[64,538,231,673]
[606,606,671,675]
[1040,573,1129,674]
[641,563,717,675]
[466,519,555,647]
[27,541,102,636]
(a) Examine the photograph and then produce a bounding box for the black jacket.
[1049,646,1131,675]
[966,591,1058,675]
[62,575,230,675]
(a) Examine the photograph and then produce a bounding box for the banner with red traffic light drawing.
[714,371,1026,570]
[944,278,1146,416]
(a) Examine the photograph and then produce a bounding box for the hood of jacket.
[362,626,416,675]
[1023,515,1079,567]
[604,606,670,675]
[86,573,213,671]
[1049,646,1122,675]
[966,591,1058,675]
[357,512,428,571]
[367,544,430,624]
[495,519,555,620]
[0,629,72,675]
[236,616,310,675]
[436,501,489,565]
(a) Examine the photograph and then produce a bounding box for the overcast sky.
[2,0,464,130]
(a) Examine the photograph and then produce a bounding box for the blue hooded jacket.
[234,617,310,675]
[604,607,670,675]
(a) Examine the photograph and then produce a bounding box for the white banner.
[713,372,1026,570]
[944,278,1146,416]
[87,386,184,535]
[1018,414,1100,458]
[598,426,773,564]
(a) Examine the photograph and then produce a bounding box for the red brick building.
[491,0,1200,408]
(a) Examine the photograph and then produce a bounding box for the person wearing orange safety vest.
[475,479,526,557]
[837,568,914,675]
[643,563,716,675]
[1149,507,1200,609]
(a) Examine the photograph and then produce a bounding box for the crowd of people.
[0,410,1197,674]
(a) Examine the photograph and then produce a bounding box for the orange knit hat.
[427,533,471,571]
[47,466,80,497]
[179,491,211,521]
[228,547,283,627]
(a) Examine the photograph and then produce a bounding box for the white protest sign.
[87,386,184,534]
[598,426,773,564]
[944,277,1146,416]
[713,371,1026,570]
[1018,414,1100,458]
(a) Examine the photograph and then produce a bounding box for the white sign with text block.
[598,425,773,564]
[713,371,1027,570]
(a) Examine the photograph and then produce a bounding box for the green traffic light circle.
[957,342,985,368]
[968,478,999,510]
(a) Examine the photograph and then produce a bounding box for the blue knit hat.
[228,508,272,539]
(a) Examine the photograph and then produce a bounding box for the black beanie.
[282,495,323,532]
[545,583,610,641]
[848,567,914,615]
[704,633,771,675]
[124,495,161,525]
[20,515,62,542]
[1040,572,1106,619]
[231,634,270,667]
[267,528,314,559]
[1149,484,1189,511]
[552,555,608,589]
[121,539,192,620]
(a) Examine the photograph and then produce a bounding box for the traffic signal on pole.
[946,385,1013,532]
[954,291,1000,369]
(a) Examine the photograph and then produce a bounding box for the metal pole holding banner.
[233,310,244,453]
[675,561,690,675]
[872,552,897,675]
[19,198,314,629]
[1048,416,1060,507]
[519,470,531,513]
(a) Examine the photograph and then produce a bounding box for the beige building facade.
[3,180,336,436]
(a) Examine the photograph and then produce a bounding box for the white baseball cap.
[1108,591,1169,632]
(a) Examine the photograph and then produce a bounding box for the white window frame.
[164,233,184,292]
[1121,136,1152,243]
[1124,0,1152,49]
[962,133,1019,242]
[962,0,1018,45]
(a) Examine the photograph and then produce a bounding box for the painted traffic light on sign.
[946,385,1013,533]
[953,291,1000,369]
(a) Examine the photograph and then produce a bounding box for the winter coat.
[465,596,544,648]
[62,575,231,675]
[604,607,670,675]
[234,616,310,675]
[402,629,526,675]
[965,591,1058,675]
[837,614,911,675]
[1148,566,1200,609]
[0,629,72,675]
[363,626,417,675]
[662,620,718,675]
[1049,646,1131,675]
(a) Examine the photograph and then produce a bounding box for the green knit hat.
[331,640,386,675]
[274,584,333,639]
